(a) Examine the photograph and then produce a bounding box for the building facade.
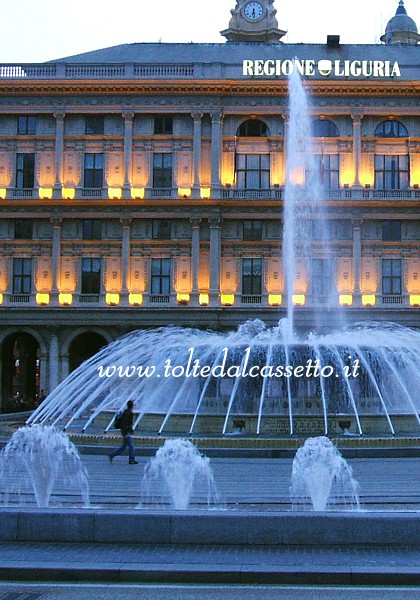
[0,0,419,408]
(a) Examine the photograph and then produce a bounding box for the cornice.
[0,79,418,97]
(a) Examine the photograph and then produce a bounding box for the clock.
[244,1,264,21]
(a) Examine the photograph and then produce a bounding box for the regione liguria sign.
[242,59,402,78]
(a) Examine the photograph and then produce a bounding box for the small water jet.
[0,425,90,508]
[290,436,360,511]
[139,438,220,510]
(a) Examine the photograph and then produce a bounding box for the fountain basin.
[0,508,419,546]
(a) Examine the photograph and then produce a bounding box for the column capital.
[191,112,203,121]
[50,217,62,227]
[120,217,132,228]
[351,218,363,229]
[190,217,202,227]
[122,112,134,123]
[208,216,222,228]
[210,111,224,124]
[53,112,65,123]
[351,112,364,124]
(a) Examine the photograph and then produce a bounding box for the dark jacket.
[119,408,134,436]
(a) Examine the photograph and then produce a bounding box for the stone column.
[39,352,49,394]
[53,112,65,199]
[210,112,223,199]
[48,332,60,393]
[191,112,203,199]
[50,217,62,305]
[190,217,201,305]
[352,113,363,188]
[120,217,132,304]
[209,216,221,305]
[352,219,363,306]
[282,113,289,183]
[60,352,69,382]
[122,112,134,199]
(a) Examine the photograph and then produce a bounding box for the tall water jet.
[283,63,335,338]
[0,425,90,508]
[139,438,220,510]
[290,436,360,511]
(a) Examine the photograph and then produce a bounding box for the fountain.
[0,425,90,508]
[24,66,420,439]
[139,438,220,510]
[290,436,360,511]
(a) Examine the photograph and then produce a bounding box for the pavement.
[0,453,419,584]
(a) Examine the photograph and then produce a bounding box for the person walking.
[109,399,138,464]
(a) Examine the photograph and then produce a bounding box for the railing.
[81,189,103,198]
[79,294,100,303]
[149,188,173,198]
[222,188,282,200]
[134,64,195,78]
[9,294,31,303]
[0,63,197,80]
[12,189,34,198]
[65,65,126,78]
[149,295,170,303]
[381,295,404,305]
[328,188,420,201]
[241,295,262,304]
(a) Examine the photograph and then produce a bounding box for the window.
[84,153,104,188]
[242,258,262,296]
[83,219,102,240]
[151,258,171,295]
[313,154,339,189]
[13,258,32,294]
[382,259,402,295]
[237,119,268,137]
[243,220,262,241]
[15,153,35,189]
[17,116,36,135]
[154,116,173,134]
[152,219,171,240]
[81,258,101,294]
[312,119,339,137]
[152,153,172,188]
[236,154,270,189]
[375,155,409,190]
[382,221,401,242]
[375,120,408,138]
[85,115,104,135]
[14,220,33,240]
[312,258,334,298]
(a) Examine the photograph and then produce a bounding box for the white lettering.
[243,60,254,76]
[242,59,401,79]
[391,61,401,77]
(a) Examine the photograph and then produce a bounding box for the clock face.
[244,2,264,21]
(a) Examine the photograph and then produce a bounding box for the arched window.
[374,120,408,138]
[312,119,339,137]
[237,119,269,137]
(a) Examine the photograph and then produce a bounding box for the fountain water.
[139,438,220,510]
[290,436,360,511]
[0,425,90,508]
[25,65,420,438]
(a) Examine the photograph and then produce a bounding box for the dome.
[380,0,420,45]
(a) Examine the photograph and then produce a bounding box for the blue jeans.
[110,433,136,461]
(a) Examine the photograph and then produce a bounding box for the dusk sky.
[0,0,418,63]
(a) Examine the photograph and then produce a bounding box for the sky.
[0,0,419,63]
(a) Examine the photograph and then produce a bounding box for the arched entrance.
[1,332,40,412]
[68,332,107,373]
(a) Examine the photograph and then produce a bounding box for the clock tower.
[221,0,286,43]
